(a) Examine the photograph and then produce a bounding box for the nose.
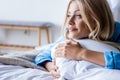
[68,16,75,25]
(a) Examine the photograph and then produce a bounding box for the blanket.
[0,45,49,70]
[0,45,59,80]
[0,43,120,80]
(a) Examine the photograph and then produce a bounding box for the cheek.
[77,21,90,35]
[76,21,85,31]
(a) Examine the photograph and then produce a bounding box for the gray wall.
[0,0,69,46]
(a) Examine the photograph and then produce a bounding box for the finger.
[69,39,81,46]
[55,43,65,49]
[52,58,56,66]
[52,59,58,71]
[66,40,71,45]
[70,39,78,44]
[50,70,60,78]
[66,39,77,45]
[54,50,65,57]
[54,48,65,57]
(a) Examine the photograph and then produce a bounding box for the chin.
[68,34,79,39]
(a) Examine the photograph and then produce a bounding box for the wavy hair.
[62,0,120,50]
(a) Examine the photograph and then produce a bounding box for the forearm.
[45,62,53,71]
[35,36,64,66]
[81,49,105,66]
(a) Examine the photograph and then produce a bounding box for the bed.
[0,45,56,80]
[0,0,120,79]
[0,45,120,80]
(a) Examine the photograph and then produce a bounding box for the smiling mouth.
[69,28,78,32]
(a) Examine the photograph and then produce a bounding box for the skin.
[67,1,90,39]
[45,1,105,78]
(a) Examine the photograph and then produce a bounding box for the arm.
[54,40,106,66]
[55,37,120,69]
[34,37,64,78]
[81,49,105,66]
[103,22,120,69]
[79,49,120,69]
[34,36,65,67]
[35,51,61,78]
[83,22,120,69]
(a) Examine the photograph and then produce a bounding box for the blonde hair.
[62,0,120,50]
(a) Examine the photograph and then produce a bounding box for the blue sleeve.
[104,52,120,69]
[104,22,120,69]
[34,36,65,67]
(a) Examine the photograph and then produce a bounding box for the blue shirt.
[104,22,120,69]
[34,22,120,69]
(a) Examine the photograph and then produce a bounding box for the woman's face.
[67,1,90,39]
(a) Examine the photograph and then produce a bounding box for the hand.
[45,59,60,78]
[54,39,105,66]
[54,39,86,60]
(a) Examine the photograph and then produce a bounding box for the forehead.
[68,1,80,13]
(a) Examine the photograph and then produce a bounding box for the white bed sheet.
[0,44,120,80]
[74,68,120,80]
[0,63,56,80]
[0,63,120,80]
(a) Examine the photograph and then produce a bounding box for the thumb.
[52,58,56,65]
[69,39,78,45]
[69,39,81,46]
[66,40,71,45]
[52,58,58,70]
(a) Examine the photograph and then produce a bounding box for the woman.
[35,0,120,78]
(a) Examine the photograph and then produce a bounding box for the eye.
[74,15,82,19]
[67,14,71,18]
[67,14,82,20]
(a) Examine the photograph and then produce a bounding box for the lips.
[68,28,78,32]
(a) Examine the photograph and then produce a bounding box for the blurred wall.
[0,0,69,46]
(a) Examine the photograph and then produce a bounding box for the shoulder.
[114,22,120,36]
[115,22,120,30]
[111,22,120,41]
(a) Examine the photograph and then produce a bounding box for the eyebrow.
[68,9,80,14]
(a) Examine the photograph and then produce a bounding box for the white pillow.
[107,0,120,22]
[51,39,119,80]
